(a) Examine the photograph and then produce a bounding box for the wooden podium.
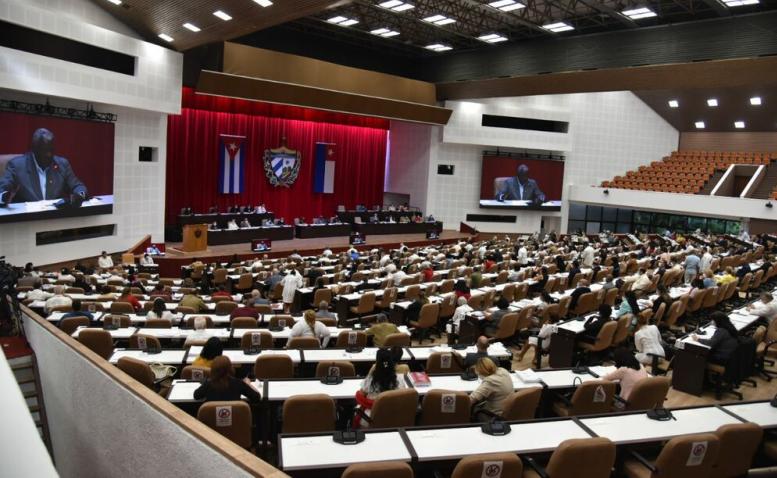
[182,224,208,252]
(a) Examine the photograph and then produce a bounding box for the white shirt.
[140,255,155,265]
[227,220,239,230]
[391,270,407,287]
[517,247,528,265]
[45,295,72,314]
[581,246,595,268]
[26,289,53,301]
[635,325,665,357]
[700,252,713,274]
[289,320,331,347]
[749,301,777,322]
[451,304,473,326]
[379,254,392,267]
[98,256,114,269]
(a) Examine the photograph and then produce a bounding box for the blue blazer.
[0,153,87,203]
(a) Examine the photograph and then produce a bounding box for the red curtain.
[165,106,388,225]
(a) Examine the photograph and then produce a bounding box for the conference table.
[0,194,114,223]
[352,221,442,235]
[294,223,352,239]
[208,225,294,245]
[177,212,274,227]
[336,210,420,223]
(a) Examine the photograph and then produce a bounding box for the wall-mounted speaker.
[139,146,156,162]
[437,164,455,175]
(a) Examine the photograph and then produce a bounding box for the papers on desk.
[515,369,541,383]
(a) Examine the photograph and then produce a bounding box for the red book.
[409,371,431,387]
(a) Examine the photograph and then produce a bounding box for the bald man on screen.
[0,128,87,205]
[495,164,545,204]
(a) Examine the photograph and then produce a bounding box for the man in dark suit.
[0,128,87,204]
[495,164,545,203]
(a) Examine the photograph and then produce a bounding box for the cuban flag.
[218,134,246,194]
[313,142,336,194]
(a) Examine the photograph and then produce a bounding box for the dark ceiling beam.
[696,0,732,16]
[577,0,639,28]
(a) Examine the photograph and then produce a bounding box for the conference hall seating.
[600,150,776,194]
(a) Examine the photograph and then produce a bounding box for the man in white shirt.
[227,219,239,230]
[140,254,155,266]
[45,286,72,314]
[97,251,113,270]
[581,243,595,268]
[517,244,528,266]
[391,268,408,287]
[699,247,713,274]
[748,293,777,322]
[26,289,54,301]
[379,252,392,267]
[447,296,473,334]
[632,270,653,295]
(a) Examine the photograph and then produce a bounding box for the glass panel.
[601,222,616,233]
[602,207,617,222]
[568,203,587,220]
[653,213,670,228]
[687,216,707,232]
[617,208,633,222]
[587,206,602,221]
[615,223,631,233]
[634,211,652,225]
[708,219,726,234]
[568,220,586,234]
[586,222,601,234]
[726,221,741,235]
[669,215,688,232]
[634,224,649,234]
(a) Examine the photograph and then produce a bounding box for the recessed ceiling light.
[707,98,718,107]
[735,121,746,129]
[750,96,762,106]
[488,0,525,11]
[721,0,758,6]
[370,27,400,37]
[327,16,359,26]
[668,100,679,108]
[213,10,232,21]
[158,33,174,42]
[423,14,456,26]
[542,22,574,32]
[183,23,201,32]
[478,33,508,43]
[621,7,657,19]
[341,19,359,26]
[379,1,414,11]
[253,0,273,6]
[695,121,706,129]
[106,0,121,5]
[426,43,452,52]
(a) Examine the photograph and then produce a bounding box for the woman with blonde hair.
[289,309,331,347]
[469,357,513,421]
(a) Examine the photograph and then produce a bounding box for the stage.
[156,230,473,277]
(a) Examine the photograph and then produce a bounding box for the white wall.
[23,314,257,478]
[420,91,679,234]
[385,121,433,212]
[0,0,182,265]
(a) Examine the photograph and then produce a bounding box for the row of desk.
[277,401,777,472]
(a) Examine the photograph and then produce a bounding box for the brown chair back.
[419,389,471,426]
[269,315,293,329]
[60,316,90,335]
[603,288,618,307]
[501,388,542,421]
[145,318,172,328]
[546,437,616,478]
[652,433,720,478]
[215,301,238,315]
[612,315,632,346]
[181,365,210,380]
[231,317,258,329]
[315,361,356,378]
[117,356,155,389]
[405,285,421,301]
[451,453,523,478]
[378,287,398,308]
[78,329,114,359]
[490,312,519,340]
[239,331,273,350]
[186,315,214,328]
[287,336,321,349]
[589,320,618,352]
[282,394,336,433]
[197,401,253,449]
[110,302,135,314]
[383,333,411,347]
[414,303,440,329]
[103,314,130,328]
[335,330,368,348]
[254,354,294,379]
[254,304,273,315]
[572,292,597,316]
[313,288,333,306]
[568,380,617,416]
[370,388,419,428]
[425,352,464,374]
[341,462,414,478]
[623,376,671,411]
[711,422,763,478]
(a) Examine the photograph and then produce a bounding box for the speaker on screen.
[437,164,455,175]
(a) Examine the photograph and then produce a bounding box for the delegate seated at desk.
[0,128,87,204]
[494,164,545,203]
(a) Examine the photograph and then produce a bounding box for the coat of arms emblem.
[263,138,300,187]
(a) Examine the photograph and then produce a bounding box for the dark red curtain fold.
[165,104,388,225]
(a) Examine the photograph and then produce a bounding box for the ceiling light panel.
[695,121,705,129]
[182,23,201,32]
[379,1,415,11]
[542,22,574,32]
[668,100,679,108]
[371,27,400,37]
[721,0,758,6]
[707,98,718,107]
[158,33,173,42]
[750,97,762,105]
[213,10,232,21]
[621,7,657,19]
[423,14,456,26]
[328,16,359,26]
[488,0,525,11]
[478,33,508,43]
[426,43,452,52]
[253,0,273,6]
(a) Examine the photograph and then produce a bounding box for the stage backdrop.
[165,89,389,225]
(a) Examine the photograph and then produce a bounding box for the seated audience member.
[406,292,429,324]
[421,262,435,283]
[463,336,491,369]
[226,219,239,230]
[604,347,649,403]
[470,357,513,421]
[230,298,260,320]
[447,296,473,335]
[256,203,267,214]
[651,284,673,314]
[470,270,482,288]
[631,269,653,295]
[193,356,261,403]
[249,289,270,306]
[484,297,511,335]
[180,291,208,313]
[528,267,548,294]
[702,269,716,288]
[634,317,666,365]
[568,279,591,312]
[315,301,336,320]
[72,274,93,294]
[97,251,114,270]
[354,348,400,428]
[211,286,231,298]
[566,260,581,287]
[58,299,94,326]
[365,313,400,347]
[116,288,141,313]
[601,275,617,291]
[715,267,737,285]
[192,337,223,369]
[391,266,408,287]
[453,279,471,300]
[147,297,174,321]
[516,312,561,362]
[26,286,53,302]
[95,285,117,301]
[748,292,777,323]
[149,283,172,301]
[581,304,613,341]
[184,316,212,346]
[140,253,155,266]
[289,309,331,348]
[57,268,76,284]
[692,311,739,365]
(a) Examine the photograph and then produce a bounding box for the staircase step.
[16,377,36,385]
[22,390,38,399]
[28,405,40,414]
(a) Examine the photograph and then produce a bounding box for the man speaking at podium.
[0,128,87,205]
[495,164,545,204]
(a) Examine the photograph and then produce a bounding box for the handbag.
[149,363,177,381]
